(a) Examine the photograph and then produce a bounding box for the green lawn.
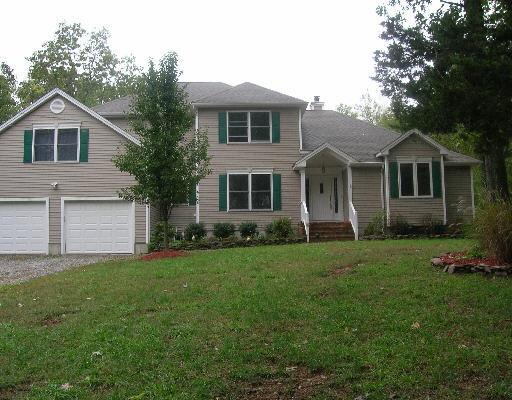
[1,239,512,399]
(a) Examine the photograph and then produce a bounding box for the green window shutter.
[218,112,227,144]
[188,186,197,205]
[389,162,399,199]
[272,173,282,211]
[79,128,89,162]
[432,160,442,198]
[23,130,33,163]
[271,111,280,143]
[219,174,227,211]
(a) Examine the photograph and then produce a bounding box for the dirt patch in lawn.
[141,250,188,261]
[41,316,62,327]
[0,381,32,399]
[239,366,334,399]
[329,264,354,277]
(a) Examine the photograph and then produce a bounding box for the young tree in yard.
[375,0,512,199]
[113,52,211,249]
[18,22,141,107]
[0,62,18,124]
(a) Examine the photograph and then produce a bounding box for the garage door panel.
[0,201,48,254]
[64,200,133,254]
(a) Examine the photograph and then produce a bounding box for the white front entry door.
[309,175,342,221]
[0,201,48,254]
[64,200,134,254]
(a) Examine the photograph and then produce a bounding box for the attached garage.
[62,198,134,254]
[0,199,49,254]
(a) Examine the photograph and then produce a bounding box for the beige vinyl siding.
[170,205,196,233]
[197,108,301,233]
[388,135,444,225]
[351,167,383,233]
[0,95,146,250]
[445,166,474,224]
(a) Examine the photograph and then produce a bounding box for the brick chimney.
[310,96,324,111]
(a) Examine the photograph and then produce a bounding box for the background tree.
[113,52,211,249]
[375,0,512,199]
[336,91,403,131]
[18,22,141,107]
[0,62,18,124]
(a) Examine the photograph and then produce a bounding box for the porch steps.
[299,221,355,242]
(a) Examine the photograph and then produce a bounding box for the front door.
[308,175,342,221]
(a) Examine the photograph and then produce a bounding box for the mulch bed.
[141,250,188,261]
[431,252,511,276]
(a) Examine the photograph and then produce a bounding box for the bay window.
[399,159,432,198]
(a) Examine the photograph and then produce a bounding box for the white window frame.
[33,123,81,163]
[227,169,273,211]
[227,111,272,144]
[398,157,433,199]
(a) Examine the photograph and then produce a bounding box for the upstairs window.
[57,128,79,161]
[33,126,79,162]
[228,111,270,143]
[34,128,55,162]
[399,159,432,198]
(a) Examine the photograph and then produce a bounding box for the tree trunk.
[483,143,510,200]
[159,204,170,250]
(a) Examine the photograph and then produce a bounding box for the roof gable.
[377,129,448,157]
[192,82,307,108]
[0,88,139,145]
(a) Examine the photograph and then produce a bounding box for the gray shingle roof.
[193,82,307,107]
[93,82,232,115]
[302,110,400,162]
[302,110,480,164]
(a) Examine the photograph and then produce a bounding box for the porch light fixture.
[321,164,326,174]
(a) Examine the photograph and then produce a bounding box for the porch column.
[300,168,306,204]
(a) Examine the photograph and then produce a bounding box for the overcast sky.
[1,0,388,110]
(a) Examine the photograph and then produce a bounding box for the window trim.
[227,111,272,144]
[397,157,433,199]
[227,170,273,211]
[32,123,81,163]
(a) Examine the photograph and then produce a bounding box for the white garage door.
[0,200,48,254]
[64,200,133,254]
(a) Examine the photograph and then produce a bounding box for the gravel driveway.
[0,255,131,285]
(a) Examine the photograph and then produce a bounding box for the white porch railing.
[349,201,359,240]
[301,201,310,243]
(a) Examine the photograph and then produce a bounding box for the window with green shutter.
[219,174,227,211]
[218,112,227,144]
[432,160,442,198]
[271,112,280,143]
[79,128,89,162]
[272,173,281,210]
[23,130,33,163]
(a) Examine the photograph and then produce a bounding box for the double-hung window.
[227,111,270,143]
[33,125,80,162]
[228,172,272,210]
[398,159,433,198]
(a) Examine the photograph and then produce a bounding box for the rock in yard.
[431,257,444,267]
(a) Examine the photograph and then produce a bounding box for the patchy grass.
[1,239,511,399]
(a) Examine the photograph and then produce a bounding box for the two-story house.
[0,83,479,254]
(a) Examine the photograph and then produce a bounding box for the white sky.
[0,0,388,110]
